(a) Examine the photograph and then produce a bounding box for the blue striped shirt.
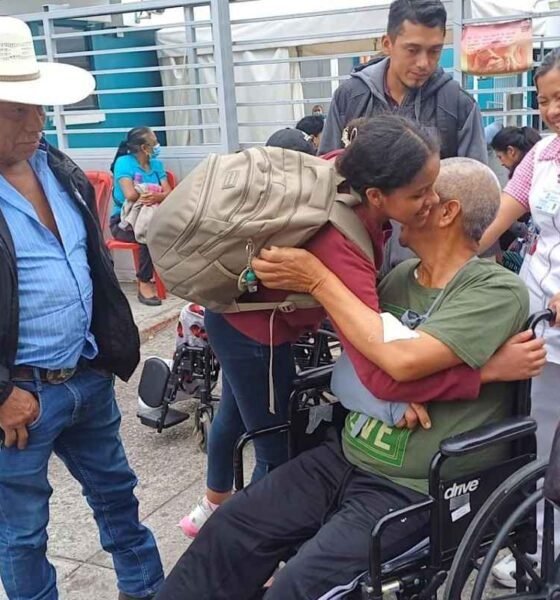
[0,149,98,368]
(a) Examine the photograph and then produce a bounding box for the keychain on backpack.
[239,239,258,293]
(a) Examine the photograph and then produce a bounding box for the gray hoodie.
[320,57,487,163]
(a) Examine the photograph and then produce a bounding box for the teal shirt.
[112,154,166,217]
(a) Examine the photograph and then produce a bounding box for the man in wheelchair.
[156,159,545,600]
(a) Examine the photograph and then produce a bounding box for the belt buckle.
[46,368,76,385]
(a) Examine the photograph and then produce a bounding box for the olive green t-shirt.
[342,258,530,494]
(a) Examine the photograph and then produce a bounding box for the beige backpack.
[147,147,374,312]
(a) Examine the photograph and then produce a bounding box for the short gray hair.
[436,157,500,242]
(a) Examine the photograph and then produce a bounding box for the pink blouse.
[504,136,560,210]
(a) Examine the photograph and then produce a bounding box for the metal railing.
[20,0,236,174]
[13,0,558,171]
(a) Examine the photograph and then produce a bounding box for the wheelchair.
[137,315,340,452]
[233,310,556,599]
[138,343,220,452]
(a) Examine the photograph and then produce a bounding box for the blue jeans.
[205,311,296,493]
[0,367,164,600]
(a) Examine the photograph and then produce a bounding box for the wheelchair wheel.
[195,406,213,454]
[444,459,560,599]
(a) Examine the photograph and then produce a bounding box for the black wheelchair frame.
[137,322,340,451]
[233,310,555,599]
[443,457,559,599]
[293,321,341,370]
[137,343,220,450]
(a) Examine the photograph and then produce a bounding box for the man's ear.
[365,187,383,209]
[381,34,393,56]
[440,199,462,228]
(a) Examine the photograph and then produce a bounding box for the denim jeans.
[204,311,296,493]
[0,367,164,600]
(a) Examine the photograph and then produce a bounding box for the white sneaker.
[492,552,539,589]
[178,497,217,539]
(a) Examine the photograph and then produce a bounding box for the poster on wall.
[461,19,533,75]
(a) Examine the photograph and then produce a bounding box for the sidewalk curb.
[139,309,181,344]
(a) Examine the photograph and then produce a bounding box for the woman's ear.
[507,145,518,159]
[365,187,383,209]
[508,146,522,163]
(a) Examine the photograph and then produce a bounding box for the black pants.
[109,214,154,283]
[156,434,428,600]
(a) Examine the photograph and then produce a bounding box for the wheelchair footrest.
[137,406,189,429]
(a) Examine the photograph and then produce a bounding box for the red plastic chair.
[85,170,112,235]
[88,170,177,301]
[165,170,177,189]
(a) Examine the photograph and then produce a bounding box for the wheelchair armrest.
[292,364,333,391]
[440,417,537,458]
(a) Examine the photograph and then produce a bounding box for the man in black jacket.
[0,17,163,600]
[320,0,487,163]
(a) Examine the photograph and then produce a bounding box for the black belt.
[10,356,108,384]
[11,365,79,385]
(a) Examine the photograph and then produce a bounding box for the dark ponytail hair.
[336,114,439,199]
[491,126,541,156]
[110,126,153,173]
[535,47,560,88]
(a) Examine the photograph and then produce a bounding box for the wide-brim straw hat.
[0,16,95,106]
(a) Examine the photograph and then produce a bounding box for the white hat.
[0,17,95,106]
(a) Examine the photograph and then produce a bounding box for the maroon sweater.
[224,205,481,403]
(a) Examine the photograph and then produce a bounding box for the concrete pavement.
[119,282,185,344]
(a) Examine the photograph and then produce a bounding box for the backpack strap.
[222,293,320,314]
[330,193,375,262]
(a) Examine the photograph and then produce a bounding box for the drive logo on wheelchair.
[444,477,480,500]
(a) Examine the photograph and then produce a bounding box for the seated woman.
[110,126,172,306]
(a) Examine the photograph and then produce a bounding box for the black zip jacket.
[0,142,140,403]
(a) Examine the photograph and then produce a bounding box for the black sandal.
[137,291,162,306]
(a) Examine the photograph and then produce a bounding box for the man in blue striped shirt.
[0,17,163,600]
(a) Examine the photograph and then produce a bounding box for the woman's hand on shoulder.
[252,246,330,294]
